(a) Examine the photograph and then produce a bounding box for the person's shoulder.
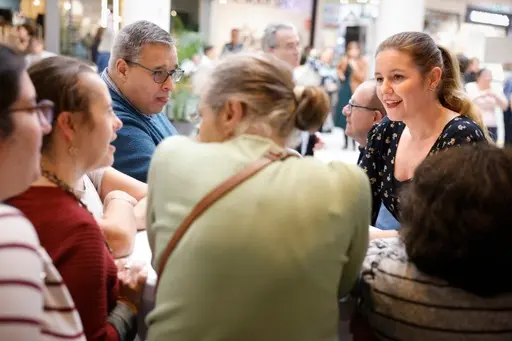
[0,203,40,246]
[367,117,403,143]
[441,116,486,143]
[312,160,371,207]
[12,188,98,230]
[152,136,195,163]
[327,161,368,186]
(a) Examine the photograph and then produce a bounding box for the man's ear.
[373,110,384,124]
[115,59,129,81]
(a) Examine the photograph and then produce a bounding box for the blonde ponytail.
[437,46,492,142]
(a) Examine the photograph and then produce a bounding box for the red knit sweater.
[8,186,120,341]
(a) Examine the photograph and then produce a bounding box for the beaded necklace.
[41,169,113,254]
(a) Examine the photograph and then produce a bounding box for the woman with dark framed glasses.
[0,45,86,340]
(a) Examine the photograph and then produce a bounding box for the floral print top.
[359,116,486,225]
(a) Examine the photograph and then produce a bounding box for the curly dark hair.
[400,144,512,297]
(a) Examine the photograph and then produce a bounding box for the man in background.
[261,22,322,156]
[342,79,385,162]
[221,28,244,56]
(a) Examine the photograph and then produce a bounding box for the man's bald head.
[357,79,386,116]
[343,79,386,146]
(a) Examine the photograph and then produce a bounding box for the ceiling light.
[469,10,510,27]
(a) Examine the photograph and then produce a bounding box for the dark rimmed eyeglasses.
[346,101,380,115]
[8,99,54,125]
[125,60,184,84]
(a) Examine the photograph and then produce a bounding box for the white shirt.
[466,82,506,128]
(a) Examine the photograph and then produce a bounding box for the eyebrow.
[376,68,405,74]
[153,64,179,70]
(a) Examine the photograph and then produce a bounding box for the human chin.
[94,146,115,169]
[386,107,406,122]
[148,99,167,114]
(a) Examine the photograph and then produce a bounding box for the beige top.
[146,134,371,341]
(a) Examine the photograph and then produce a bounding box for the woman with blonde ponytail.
[360,31,488,229]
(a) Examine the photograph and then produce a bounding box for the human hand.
[115,259,147,311]
[313,133,325,152]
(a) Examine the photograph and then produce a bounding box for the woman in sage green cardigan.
[146,53,371,341]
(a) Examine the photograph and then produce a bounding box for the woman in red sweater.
[8,56,146,341]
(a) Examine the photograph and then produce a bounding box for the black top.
[359,116,486,225]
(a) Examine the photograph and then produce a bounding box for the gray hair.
[261,23,297,52]
[108,20,176,70]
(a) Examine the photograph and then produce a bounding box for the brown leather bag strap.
[155,150,295,290]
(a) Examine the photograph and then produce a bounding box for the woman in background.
[91,27,105,66]
[466,68,508,142]
[334,41,368,150]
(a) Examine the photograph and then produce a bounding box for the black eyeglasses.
[346,101,380,115]
[125,60,184,84]
[9,99,54,125]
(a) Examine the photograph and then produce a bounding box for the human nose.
[342,104,350,117]
[380,79,393,95]
[162,74,175,92]
[113,115,123,132]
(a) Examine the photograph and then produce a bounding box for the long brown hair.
[27,56,96,152]
[377,32,489,140]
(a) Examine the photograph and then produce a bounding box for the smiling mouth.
[384,100,402,108]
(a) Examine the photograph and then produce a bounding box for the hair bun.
[293,86,330,132]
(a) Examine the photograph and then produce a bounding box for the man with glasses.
[342,79,385,163]
[343,79,399,231]
[101,20,184,182]
[262,23,322,156]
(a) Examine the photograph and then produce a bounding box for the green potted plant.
[166,15,202,135]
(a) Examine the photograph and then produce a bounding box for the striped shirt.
[358,237,512,341]
[360,238,512,341]
[0,203,85,341]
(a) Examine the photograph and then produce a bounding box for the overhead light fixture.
[171,10,177,17]
[469,10,510,27]
[33,0,40,6]
[100,0,108,27]
[63,1,71,10]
